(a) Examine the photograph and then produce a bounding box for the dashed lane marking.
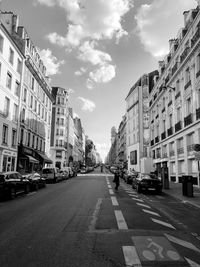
[142,209,161,217]
[88,198,102,232]
[132,197,144,202]
[151,218,176,229]
[185,258,200,267]
[165,233,200,253]
[128,193,138,197]
[137,203,151,209]
[122,246,142,267]
[111,196,119,206]
[114,210,128,230]
[109,189,114,195]
[108,185,112,189]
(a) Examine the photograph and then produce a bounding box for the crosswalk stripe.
[142,209,160,217]
[185,258,200,267]
[137,203,151,209]
[151,218,176,229]
[122,246,142,267]
[165,234,200,253]
[108,185,112,189]
[109,189,114,195]
[132,198,144,202]
[128,193,138,197]
[114,210,128,230]
[111,196,119,206]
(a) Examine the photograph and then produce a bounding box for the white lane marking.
[132,198,144,202]
[111,196,119,206]
[88,198,102,231]
[109,189,114,195]
[185,258,200,267]
[128,193,138,197]
[142,209,161,217]
[108,185,112,189]
[122,246,142,267]
[114,210,128,230]
[151,218,176,229]
[156,195,165,199]
[165,234,200,253]
[137,203,151,209]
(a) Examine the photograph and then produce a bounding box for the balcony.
[151,139,154,146]
[187,144,195,152]
[155,136,159,143]
[156,152,161,158]
[175,91,181,99]
[196,107,200,120]
[177,147,184,154]
[184,113,193,127]
[167,127,173,136]
[162,152,168,158]
[184,80,191,90]
[169,150,175,157]
[161,131,166,140]
[175,121,182,132]
[180,47,190,63]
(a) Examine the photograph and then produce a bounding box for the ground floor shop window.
[2,155,16,172]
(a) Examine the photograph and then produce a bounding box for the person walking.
[113,169,120,191]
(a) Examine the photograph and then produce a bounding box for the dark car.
[124,170,139,184]
[0,171,31,199]
[23,173,46,191]
[132,173,163,193]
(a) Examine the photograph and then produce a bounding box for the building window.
[61,97,64,104]
[130,150,137,165]
[56,129,59,136]
[185,67,191,84]
[32,135,35,148]
[34,100,37,112]
[21,108,25,122]
[17,59,22,74]
[38,104,40,115]
[186,97,192,115]
[0,62,2,80]
[15,81,20,96]
[6,72,12,89]
[9,48,14,65]
[42,107,44,119]
[176,79,180,92]
[57,108,60,114]
[27,132,31,147]
[60,129,64,136]
[31,77,34,90]
[0,34,4,52]
[23,88,27,102]
[11,129,17,147]
[176,107,181,122]
[30,95,33,108]
[4,97,10,117]
[169,114,173,128]
[13,104,19,122]
[2,124,8,145]
[57,97,60,105]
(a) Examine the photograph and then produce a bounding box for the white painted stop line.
[142,209,161,217]
[122,246,142,267]
[114,210,128,230]
[111,196,119,206]
[151,218,176,229]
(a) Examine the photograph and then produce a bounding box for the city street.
[0,168,200,267]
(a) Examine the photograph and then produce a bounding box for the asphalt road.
[0,168,200,267]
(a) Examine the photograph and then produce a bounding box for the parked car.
[41,167,63,183]
[23,173,46,191]
[80,167,87,174]
[124,170,139,184]
[132,173,163,194]
[60,169,69,180]
[0,171,31,199]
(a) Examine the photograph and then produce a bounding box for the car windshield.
[42,169,54,174]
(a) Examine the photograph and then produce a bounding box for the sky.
[1,0,198,161]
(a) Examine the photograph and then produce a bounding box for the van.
[42,167,62,183]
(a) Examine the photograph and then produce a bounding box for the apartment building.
[149,4,200,186]
[117,115,127,167]
[0,20,24,172]
[73,117,85,166]
[50,87,69,169]
[125,71,158,172]
[0,12,53,173]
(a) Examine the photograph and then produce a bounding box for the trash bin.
[182,175,193,197]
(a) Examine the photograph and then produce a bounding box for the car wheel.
[136,184,141,193]
[9,187,16,199]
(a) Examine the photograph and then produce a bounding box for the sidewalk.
[163,181,200,209]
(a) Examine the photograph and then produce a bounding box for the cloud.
[135,0,197,58]
[95,143,110,161]
[39,0,133,47]
[89,64,116,83]
[67,88,75,94]
[78,97,96,112]
[73,112,79,118]
[75,67,87,76]
[39,48,65,76]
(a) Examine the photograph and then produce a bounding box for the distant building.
[73,117,84,166]
[117,115,127,167]
[50,87,69,169]
[125,71,159,171]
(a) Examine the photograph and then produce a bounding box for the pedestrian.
[113,169,120,191]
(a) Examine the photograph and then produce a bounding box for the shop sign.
[23,147,33,156]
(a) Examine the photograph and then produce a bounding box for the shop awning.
[26,155,39,164]
[37,152,53,164]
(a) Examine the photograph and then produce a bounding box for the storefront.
[36,151,52,169]
[17,145,39,174]
[1,149,17,172]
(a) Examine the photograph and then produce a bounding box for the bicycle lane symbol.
[132,236,185,263]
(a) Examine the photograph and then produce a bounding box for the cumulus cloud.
[75,67,87,76]
[135,0,197,58]
[73,112,79,118]
[39,48,65,76]
[67,88,75,94]
[96,143,110,162]
[89,64,116,83]
[78,97,96,112]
